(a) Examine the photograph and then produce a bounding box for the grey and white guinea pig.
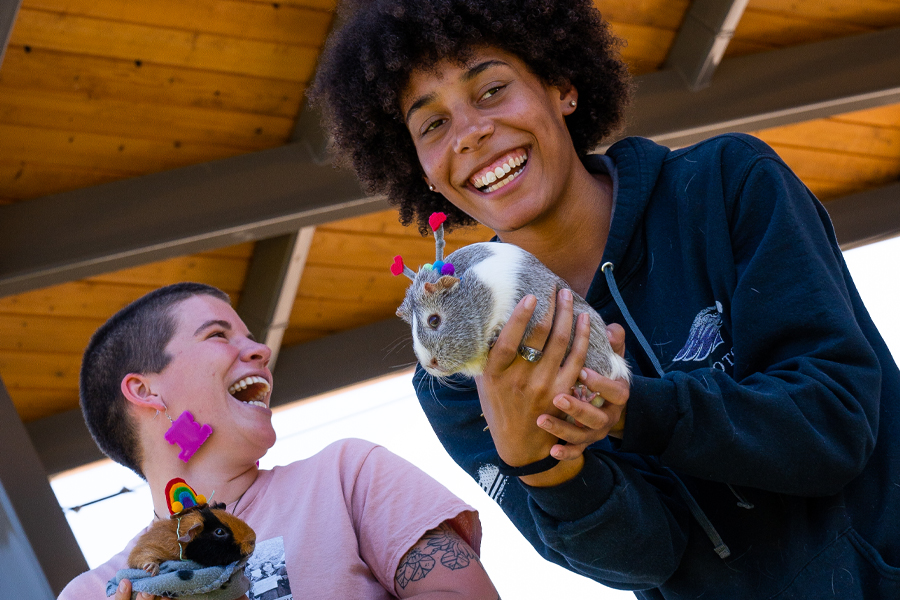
[396,242,631,389]
[128,503,256,576]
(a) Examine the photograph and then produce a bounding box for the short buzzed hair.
[79,282,230,478]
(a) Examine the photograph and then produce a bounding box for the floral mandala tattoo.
[395,523,478,589]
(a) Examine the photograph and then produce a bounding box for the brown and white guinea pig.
[397,242,631,401]
[128,503,256,576]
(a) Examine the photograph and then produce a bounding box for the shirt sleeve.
[621,139,882,497]
[344,440,482,596]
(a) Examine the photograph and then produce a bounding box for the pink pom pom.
[429,212,447,231]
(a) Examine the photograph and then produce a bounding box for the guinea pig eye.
[427,314,441,329]
[213,528,227,538]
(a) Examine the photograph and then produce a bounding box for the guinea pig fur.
[128,504,256,576]
[397,242,631,389]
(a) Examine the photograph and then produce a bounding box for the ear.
[177,521,203,543]
[557,81,578,117]
[396,298,411,324]
[120,373,166,412]
[424,276,460,294]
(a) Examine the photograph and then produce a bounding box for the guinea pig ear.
[424,276,459,295]
[396,297,411,323]
[178,521,203,543]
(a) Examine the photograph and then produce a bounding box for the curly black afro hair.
[311,0,633,234]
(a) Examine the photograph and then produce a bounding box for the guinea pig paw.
[142,563,160,576]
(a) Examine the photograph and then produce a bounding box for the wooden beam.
[0,0,21,69]
[664,0,750,90]
[618,27,900,149]
[236,227,316,368]
[0,142,389,298]
[0,377,88,595]
[829,182,900,251]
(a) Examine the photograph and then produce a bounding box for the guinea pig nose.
[430,358,439,367]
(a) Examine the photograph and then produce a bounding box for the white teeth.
[472,153,527,190]
[247,401,267,409]
[228,375,271,397]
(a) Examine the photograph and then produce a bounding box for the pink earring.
[162,407,213,463]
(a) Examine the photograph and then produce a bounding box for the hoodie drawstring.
[601,262,732,560]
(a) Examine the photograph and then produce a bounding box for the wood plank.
[0,281,157,318]
[202,241,256,260]
[0,86,294,148]
[11,8,319,82]
[285,296,402,338]
[0,159,128,201]
[0,122,247,173]
[320,209,494,240]
[766,143,900,184]
[5,387,77,422]
[0,315,102,354]
[0,46,305,118]
[805,177,882,201]
[754,119,900,159]
[607,21,676,73]
[0,350,81,391]
[86,254,249,292]
[306,229,494,270]
[733,8,869,48]
[593,0,689,30]
[25,0,333,47]
[746,0,900,29]
[833,102,900,128]
[294,264,408,303]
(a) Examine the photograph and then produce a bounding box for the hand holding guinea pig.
[393,214,631,485]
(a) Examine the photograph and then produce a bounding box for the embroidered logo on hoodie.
[673,302,725,362]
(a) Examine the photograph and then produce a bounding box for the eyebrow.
[194,319,231,337]
[404,59,510,124]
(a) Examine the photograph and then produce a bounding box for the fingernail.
[551,447,562,459]
[580,369,588,381]
[524,295,536,309]
[560,289,572,301]
[538,417,550,429]
[555,396,571,410]
[118,580,127,593]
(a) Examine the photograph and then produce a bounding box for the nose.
[452,109,493,154]
[240,337,272,365]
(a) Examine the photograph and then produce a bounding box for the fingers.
[488,294,539,369]
[606,323,626,357]
[115,579,156,600]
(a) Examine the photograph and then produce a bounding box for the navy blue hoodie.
[414,134,900,598]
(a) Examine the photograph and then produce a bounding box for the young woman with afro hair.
[313,1,900,599]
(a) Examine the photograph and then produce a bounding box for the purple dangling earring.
[162,407,213,463]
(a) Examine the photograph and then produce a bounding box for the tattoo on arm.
[395,522,479,589]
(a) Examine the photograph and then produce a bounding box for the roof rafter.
[664,0,751,90]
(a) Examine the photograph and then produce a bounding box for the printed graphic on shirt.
[673,302,725,362]
[477,463,508,504]
[246,537,292,600]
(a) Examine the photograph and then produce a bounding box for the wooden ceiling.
[1,0,899,432]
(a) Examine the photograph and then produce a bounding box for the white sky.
[51,236,900,599]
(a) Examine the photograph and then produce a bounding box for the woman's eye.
[424,118,445,134]
[427,314,441,329]
[480,85,504,100]
[208,330,227,339]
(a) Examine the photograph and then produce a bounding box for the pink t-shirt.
[60,438,481,599]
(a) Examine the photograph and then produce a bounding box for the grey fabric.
[106,558,250,599]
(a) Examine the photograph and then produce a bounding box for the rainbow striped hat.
[164,477,208,516]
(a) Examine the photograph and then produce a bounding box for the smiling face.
[147,294,276,462]
[402,47,581,236]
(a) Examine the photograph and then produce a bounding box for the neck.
[498,168,613,297]
[142,444,260,519]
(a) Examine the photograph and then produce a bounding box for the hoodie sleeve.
[415,368,691,590]
[621,136,882,497]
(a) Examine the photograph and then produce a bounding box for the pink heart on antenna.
[429,212,447,231]
[390,255,405,276]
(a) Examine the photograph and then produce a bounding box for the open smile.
[227,375,271,409]
[470,148,528,193]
